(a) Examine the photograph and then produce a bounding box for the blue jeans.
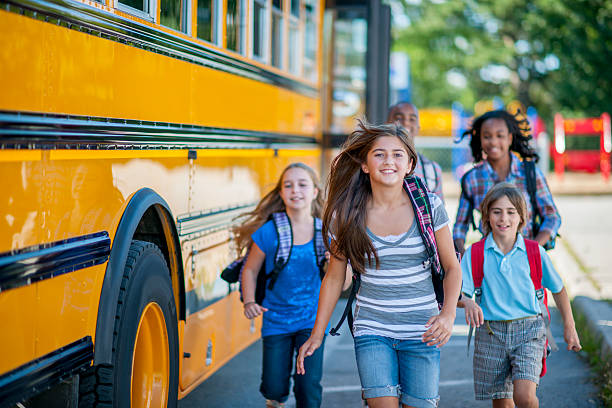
[260,329,325,408]
[354,335,440,408]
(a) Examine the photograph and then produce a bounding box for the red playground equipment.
[553,112,611,181]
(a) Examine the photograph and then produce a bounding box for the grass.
[572,302,612,407]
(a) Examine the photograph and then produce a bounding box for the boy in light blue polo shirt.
[460,183,581,407]
[461,233,563,321]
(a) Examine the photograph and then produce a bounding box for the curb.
[573,296,612,361]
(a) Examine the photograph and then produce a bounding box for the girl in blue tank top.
[235,163,344,408]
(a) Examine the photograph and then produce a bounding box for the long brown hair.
[480,182,527,237]
[323,119,417,274]
[233,162,324,255]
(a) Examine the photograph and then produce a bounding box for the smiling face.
[278,167,318,212]
[361,135,413,187]
[486,195,522,240]
[387,103,419,139]
[480,118,512,162]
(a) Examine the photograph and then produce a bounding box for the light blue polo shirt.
[461,234,564,321]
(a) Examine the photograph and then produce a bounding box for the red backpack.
[468,238,558,377]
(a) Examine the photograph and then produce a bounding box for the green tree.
[394,0,612,120]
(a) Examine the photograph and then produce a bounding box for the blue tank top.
[251,220,322,337]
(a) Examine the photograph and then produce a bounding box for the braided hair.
[460,110,538,163]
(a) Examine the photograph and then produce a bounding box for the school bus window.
[271,0,283,69]
[290,0,298,17]
[288,11,300,75]
[303,0,317,82]
[252,0,267,60]
[160,0,189,33]
[226,0,245,53]
[117,0,152,18]
[197,0,213,42]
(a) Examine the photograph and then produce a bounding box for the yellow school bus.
[0,0,391,404]
[0,0,323,405]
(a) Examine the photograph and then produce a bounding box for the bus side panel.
[0,156,43,374]
[35,265,107,359]
[36,153,190,360]
[0,286,36,374]
[0,9,319,136]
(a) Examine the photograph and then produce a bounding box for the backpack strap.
[329,271,360,337]
[460,168,478,231]
[266,212,293,290]
[466,239,486,355]
[403,176,444,306]
[524,160,541,233]
[313,218,326,280]
[419,153,439,193]
[525,239,558,352]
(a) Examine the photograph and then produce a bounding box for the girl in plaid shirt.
[452,110,561,255]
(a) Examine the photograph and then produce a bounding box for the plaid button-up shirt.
[452,153,561,241]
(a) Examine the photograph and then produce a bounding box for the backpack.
[466,238,559,377]
[329,175,451,336]
[524,160,557,250]
[419,153,440,194]
[220,212,327,305]
[459,161,557,250]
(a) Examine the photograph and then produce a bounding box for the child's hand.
[564,325,582,352]
[243,302,268,319]
[423,311,454,348]
[463,298,484,328]
[296,335,323,375]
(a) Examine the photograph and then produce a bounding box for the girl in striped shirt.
[297,120,461,408]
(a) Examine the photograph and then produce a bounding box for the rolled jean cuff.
[361,384,400,400]
[401,393,440,408]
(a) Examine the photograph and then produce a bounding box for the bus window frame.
[287,0,301,76]
[225,0,247,55]
[250,0,269,63]
[159,0,192,35]
[195,0,223,46]
[115,0,156,22]
[270,0,284,70]
[302,0,317,83]
[214,0,223,46]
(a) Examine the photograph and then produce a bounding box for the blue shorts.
[353,335,440,408]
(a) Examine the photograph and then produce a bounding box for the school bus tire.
[79,240,179,407]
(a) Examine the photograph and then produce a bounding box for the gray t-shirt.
[353,193,449,340]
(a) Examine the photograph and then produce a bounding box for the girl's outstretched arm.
[297,244,348,375]
[551,287,582,352]
[241,243,269,319]
[423,225,462,348]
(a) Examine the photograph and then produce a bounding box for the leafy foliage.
[394,0,612,121]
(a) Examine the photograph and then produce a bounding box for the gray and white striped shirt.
[353,193,449,340]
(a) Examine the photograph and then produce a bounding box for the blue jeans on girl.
[354,335,440,408]
[261,329,325,408]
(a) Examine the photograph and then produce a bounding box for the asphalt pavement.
[178,300,600,407]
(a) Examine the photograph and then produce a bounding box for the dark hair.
[323,119,417,274]
[233,162,323,255]
[480,182,527,237]
[460,110,538,163]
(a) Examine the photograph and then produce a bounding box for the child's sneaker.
[265,400,284,408]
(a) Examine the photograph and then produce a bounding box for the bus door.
[322,0,391,158]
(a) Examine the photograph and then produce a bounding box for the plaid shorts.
[473,316,546,400]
